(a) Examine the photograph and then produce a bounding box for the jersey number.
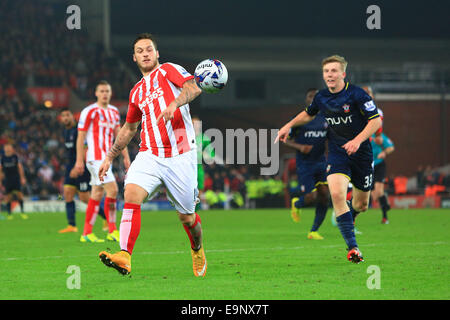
[364,174,373,189]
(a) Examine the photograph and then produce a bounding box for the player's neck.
[141,62,160,77]
[328,80,346,94]
[65,120,76,129]
[97,102,109,108]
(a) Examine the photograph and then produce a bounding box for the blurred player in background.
[192,115,214,211]
[0,144,28,220]
[371,132,395,224]
[283,88,330,240]
[276,55,382,263]
[98,33,205,277]
[58,108,106,233]
[75,81,131,243]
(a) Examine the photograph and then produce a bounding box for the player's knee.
[178,212,195,226]
[330,190,346,205]
[354,200,369,212]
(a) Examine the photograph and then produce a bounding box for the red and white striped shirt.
[78,103,121,161]
[126,63,196,158]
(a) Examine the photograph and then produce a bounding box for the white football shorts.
[86,160,116,186]
[124,149,199,214]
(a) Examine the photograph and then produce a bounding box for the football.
[194,59,228,93]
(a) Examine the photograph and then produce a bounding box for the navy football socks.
[347,200,360,223]
[294,196,305,209]
[336,211,358,250]
[311,202,328,232]
[66,201,76,226]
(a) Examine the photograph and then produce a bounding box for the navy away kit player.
[0,144,27,219]
[276,55,382,263]
[59,108,105,233]
[283,88,330,240]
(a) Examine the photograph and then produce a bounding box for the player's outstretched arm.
[343,117,382,155]
[156,79,202,124]
[114,126,131,171]
[275,111,315,144]
[99,121,139,182]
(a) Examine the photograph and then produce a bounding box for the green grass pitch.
[0,208,448,300]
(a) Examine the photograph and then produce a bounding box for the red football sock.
[183,213,203,251]
[83,199,100,235]
[120,203,141,255]
[104,197,117,233]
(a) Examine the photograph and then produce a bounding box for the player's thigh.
[163,151,198,215]
[63,184,77,202]
[326,173,350,215]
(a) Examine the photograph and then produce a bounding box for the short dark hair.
[305,88,318,96]
[133,33,158,52]
[60,107,72,113]
[96,80,111,90]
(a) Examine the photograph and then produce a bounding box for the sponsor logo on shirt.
[325,115,353,125]
[139,87,164,109]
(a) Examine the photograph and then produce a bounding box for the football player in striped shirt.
[75,81,131,243]
[276,55,382,263]
[98,33,206,277]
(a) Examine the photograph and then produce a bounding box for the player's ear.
[133,54,137,62]
[156,50,160,59]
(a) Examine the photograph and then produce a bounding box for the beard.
[137,59,158,74]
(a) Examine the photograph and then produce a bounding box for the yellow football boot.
[290,197,300,223]
[80,233,105,243]
[191,247,207,277]
[307,231,324,240]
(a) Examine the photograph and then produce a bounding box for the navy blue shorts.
[64,166,91,192]
[296,161,327,195]
[3,177,21,194]
[327,151,374,192]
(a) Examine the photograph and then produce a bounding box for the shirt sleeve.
[126,89,142,123]
[77,108,92,131]
[305,95,319,116]
[355,88,380,120]
[162,63,195,88]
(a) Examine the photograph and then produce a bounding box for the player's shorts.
[197,165,205,191]
[3,178,21,194]
[327,152,374,192]
[86,160,116,186]
[64,165,91,192]
[125,149,199,214]
[373,161,386,184]
[296,161,327,195]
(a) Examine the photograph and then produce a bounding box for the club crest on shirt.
[342,104,350,113]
